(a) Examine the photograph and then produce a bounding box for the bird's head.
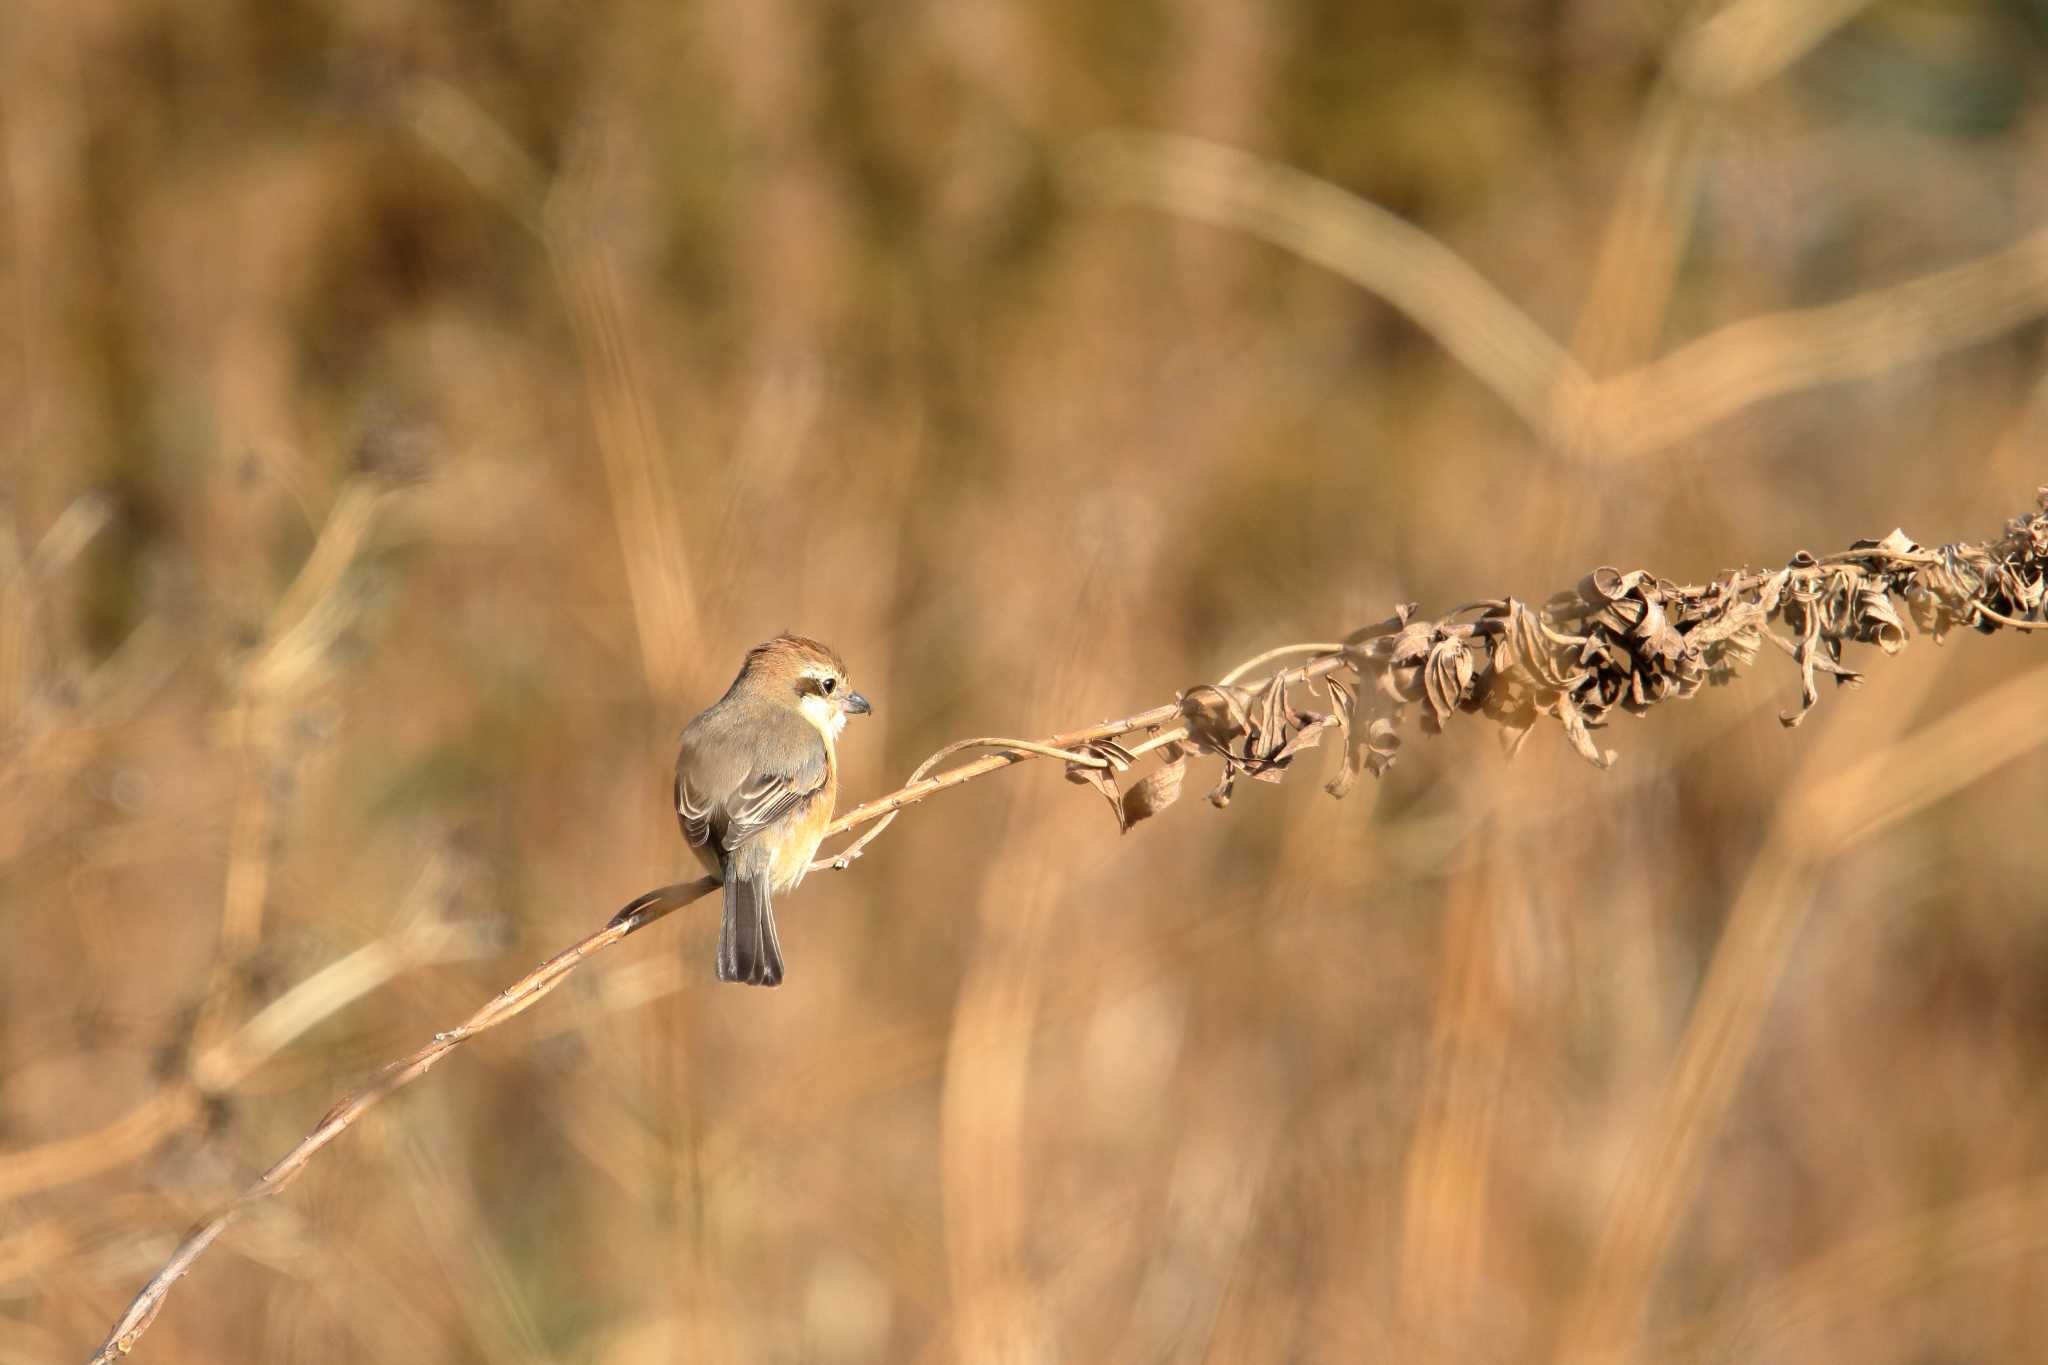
[740,634,872,738]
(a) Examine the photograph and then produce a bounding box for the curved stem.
[1970,601,2048,631]
[1217,643,1344,685]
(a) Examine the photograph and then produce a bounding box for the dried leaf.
[1496,599,1580,690]
[1120,749,1186,831]
[1179,684,1256,755]
[1903,581,1947,638]
[1250,673,1291,757]
[1854,586,1908,654]
[1780,640,1822,729]
[1631,594,1686,663]
[1064,761,1125,832]
[1322,676,1362,798]
[1275,710,1336,762]
[1084,738,1140,771]
[1780,631,1864,728]
[1754,570,1786,617]
[1369,622,1437,706]
[1849,528,1920,557]
[1422,637,1475,730]
[1581,566,1633,602]
[1550,692,1615,769]
[1689,600,1765,657]
[1364,716,1402,777]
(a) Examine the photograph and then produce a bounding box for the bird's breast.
[768,768,836,892]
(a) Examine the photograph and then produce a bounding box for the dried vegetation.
[6,2,2048,1364]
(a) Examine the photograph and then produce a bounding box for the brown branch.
[84,492,2048,1362]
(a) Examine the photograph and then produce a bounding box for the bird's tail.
[717,867,785,987]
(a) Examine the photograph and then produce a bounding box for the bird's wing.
[676,770,719,851]
[675,707,829,853]
[718,735,829,850]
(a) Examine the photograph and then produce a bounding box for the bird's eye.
[821,677,837,694]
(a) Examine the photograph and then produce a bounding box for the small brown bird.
[673,636,871,986]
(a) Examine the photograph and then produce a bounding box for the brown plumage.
[674,636,871,986]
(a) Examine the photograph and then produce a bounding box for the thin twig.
[88,879,714,1364]
[919,736,1121,769]
[1121,726,1192,761]
[1970,600,2048,631]
[1218,643,1344,686]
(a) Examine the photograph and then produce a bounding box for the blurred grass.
[5,0,2048,1362]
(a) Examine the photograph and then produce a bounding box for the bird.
[673,635,871,986]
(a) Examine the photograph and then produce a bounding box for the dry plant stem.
[1218,642,1346,685]
[190,921,502,1093]
[1073,131,1589,440]
[88,878,715,1364]
[1672,0,1880,96]
[194,481,394,1061]
[1972,600,2048,630]
[1090,131,2048,463]
[85,493,2048,1362]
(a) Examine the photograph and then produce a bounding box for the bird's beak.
[846,690,872,716]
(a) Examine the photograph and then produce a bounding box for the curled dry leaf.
[1855,586,1908,654]
[1495,599,1585,692]
[1065,759,1127,832]
[1376,622,1436,707]
[1078,737,1140,771]
[1121,745,1187,831]
[1550,691,1615,769]
[1270,710,1338,766]
[1179,683,1257,753]
[1422,636,1475,732]
[1248,673,1292,770]
[1182,675,1335,774]
[1322,675,1362,798]
[1364,716,1402,777]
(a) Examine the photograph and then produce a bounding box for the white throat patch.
[798,691,846,742]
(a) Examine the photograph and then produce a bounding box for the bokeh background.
[6,0,2048,1361]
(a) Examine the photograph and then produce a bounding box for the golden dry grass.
[6,1,2048,1362]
